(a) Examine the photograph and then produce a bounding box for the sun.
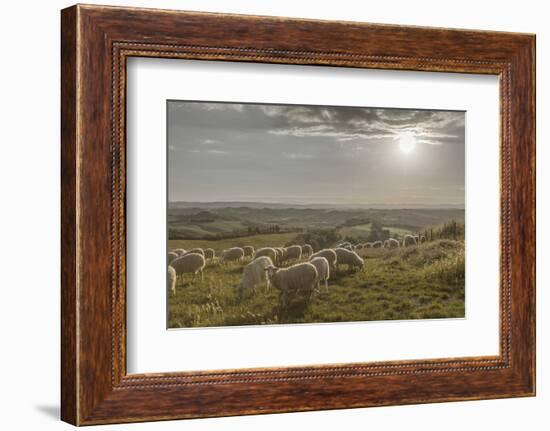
[399,132,417,154]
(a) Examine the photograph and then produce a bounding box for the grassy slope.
[338,223,412,239]
[169,220,247,239]
[169,232,298,254]
[168,239,465,328]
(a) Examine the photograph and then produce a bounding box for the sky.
[167,101,465,207]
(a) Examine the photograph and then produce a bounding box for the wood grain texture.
[60,4,536,425]
[60,5,78,425]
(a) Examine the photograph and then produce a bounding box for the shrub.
[425,247,465,285]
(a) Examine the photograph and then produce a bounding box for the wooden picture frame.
[61,4,535,425]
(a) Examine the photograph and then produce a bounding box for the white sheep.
[170,253,206,283]
[309,257,330,292]
[236,256,274,299]
[172,248,186,256]
[301,244,313,257]
[383,240,390,248]
[167,251,178,264]
[275,247,287,263]
[254,247,278,263]
[334,247,364,271]
[204,248,215,260]
[285,245,302,261]
[403,234,418,247]
[372,241,383,248]
[310,249,337,270]
[184,247,204,256]
[222,247,245,263]
[242,245,255,258]
[265,262,319,308]
[167,265,176,295]
[387,238,400,248]
[337,242,353,251]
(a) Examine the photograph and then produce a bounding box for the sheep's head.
[264,265,280,285]
[264,265,277,277]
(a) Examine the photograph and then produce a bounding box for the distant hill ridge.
[169,201,465,210]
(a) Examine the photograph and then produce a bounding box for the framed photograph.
[61,4,535,425]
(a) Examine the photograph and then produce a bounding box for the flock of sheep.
[354,233,426,250]
[167,233,424,309]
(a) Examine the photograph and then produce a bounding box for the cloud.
[202,139,221,145]
[282,152,317,160]
[265,105,464,146]
[167,100,465,206]
[200,103,244,112]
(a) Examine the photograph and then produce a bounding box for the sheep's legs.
[236,285,244,302]
[310,283,319,298]
[279,291,289,310]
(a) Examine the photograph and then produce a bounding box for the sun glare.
[399,132,417,154]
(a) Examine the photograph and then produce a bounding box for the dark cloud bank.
[168,101,465,208]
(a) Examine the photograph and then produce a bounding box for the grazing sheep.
[167,265,177,295]
[254,247,278,263]
[403,234,418,247]
[170,253,206,283]
[309,257,330,292]
[285,245,302,261]
[372,241,383,248]
[265,262,319,308]
[310,249,337,270]
[337,244,353,251]
[364,242,373,249]
[334,248,364,271]
[222,247,245,263]
[387,238,400,248]
[172,248,186,256]
[242,245,255,258]
[337,242,352,248]
[204,248,215,260]
[383,240,390,248]
[167,251,178,264]
[236,256,274,299]
[275,247,287,263]
[301,244,313,257]
[184,247,204,256]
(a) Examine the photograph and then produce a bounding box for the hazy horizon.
[168,101,465,206]
[168,200,466,211]
[168,199,465,209]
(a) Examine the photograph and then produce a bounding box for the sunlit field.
[168,234,465,328]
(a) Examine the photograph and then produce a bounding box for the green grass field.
[167,239,465,328]
[169,232,299,255]
[338,223,412,239]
